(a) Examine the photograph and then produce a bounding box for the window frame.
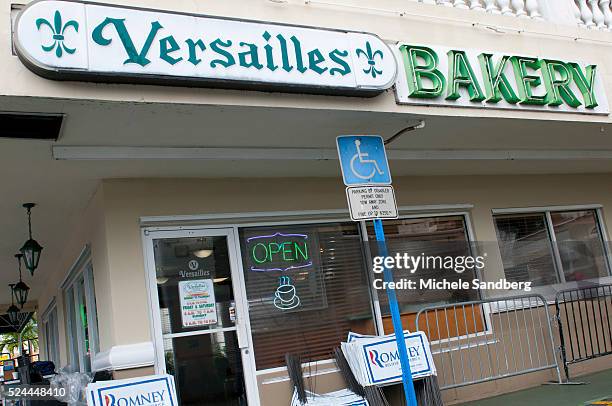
[492,204,612,292]
[40,298,60,368]
[60,246,99,373]
[238,220,375,371]
[360,212,480,335]
[142,206,478,381]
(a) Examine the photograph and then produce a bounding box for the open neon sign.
[246,232,312,272]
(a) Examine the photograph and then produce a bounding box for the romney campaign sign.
[87,375,177,406]
[343,330,436,386]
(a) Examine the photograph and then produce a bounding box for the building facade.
[1,0,612,405]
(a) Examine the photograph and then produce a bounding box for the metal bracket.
[384,120,425,145]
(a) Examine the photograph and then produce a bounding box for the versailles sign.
[14,0,397,96]
[394,44,608,114]
[13,1,608,113]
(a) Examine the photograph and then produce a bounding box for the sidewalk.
[459,369,612,406]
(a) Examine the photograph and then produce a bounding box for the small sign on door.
[346,185,398,221]
[178,279,217,327]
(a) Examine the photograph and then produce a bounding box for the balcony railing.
[573,0,612,29]
[418,0,543,19]
[418,0,612,31]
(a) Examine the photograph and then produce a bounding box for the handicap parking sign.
[336,135,392,186]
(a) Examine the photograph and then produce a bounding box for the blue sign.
[336,135,391,186]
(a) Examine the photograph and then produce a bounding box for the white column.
[525,0,543,19]
[600,0,612,29]
[484,0,501,13]
[454,0,470,8]
[589,0,606,28]
[499,0,514,15]
[511,0,528,17]
[571,0,586,25]
[578,0,596,27]
[469,0,486,10]
[540,0,589,26]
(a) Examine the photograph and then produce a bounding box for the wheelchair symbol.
[350,139,385,180]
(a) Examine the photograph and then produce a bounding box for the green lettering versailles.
[92,18,162,67]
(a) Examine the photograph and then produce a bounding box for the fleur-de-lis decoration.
[356,41,384,78]
[36,11,79,58]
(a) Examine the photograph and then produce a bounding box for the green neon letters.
[398,44,600,110]
[398,45,445,98]
[251,241,309,264]
[571,63,599,109]
[446,50,485,102]
[541,60,581,107]
[478,53,520,104]
[511,56,547,105]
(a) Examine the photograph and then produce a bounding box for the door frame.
[142,226,260,406]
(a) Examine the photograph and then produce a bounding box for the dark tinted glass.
[239,222,375,369]
[164,332,247,406]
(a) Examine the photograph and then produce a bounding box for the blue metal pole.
[373,218,418,406]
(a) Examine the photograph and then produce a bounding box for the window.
[239,222,375,370]
[494,213,559,285]
[366,215,480,334]
[41,302,60,367]
[63,259,99,373]
[494,209,610,287]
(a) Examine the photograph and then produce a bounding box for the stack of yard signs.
[341,331,436,387]
[290,389,368,406]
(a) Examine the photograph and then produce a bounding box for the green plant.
[0,318,38,355]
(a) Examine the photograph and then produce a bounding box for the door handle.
[236,316,249,349]
[231,303,249,349]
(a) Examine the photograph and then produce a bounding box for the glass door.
[145,228,257,406]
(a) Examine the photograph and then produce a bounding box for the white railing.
[573,0,612,29]
[418,0,543,19]
[419,0,612,30]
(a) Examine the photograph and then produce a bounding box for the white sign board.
[342,331,436,386]
[14,1,397,96]
[394,43,609,115]
[87,374,178,406]
[346,185,398,221]
[179,279,217,328]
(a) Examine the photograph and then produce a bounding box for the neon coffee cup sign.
[14,0,397,96]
